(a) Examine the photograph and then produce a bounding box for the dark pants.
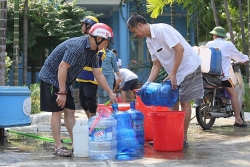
[79,82,98,113]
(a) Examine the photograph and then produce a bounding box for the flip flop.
[53,146,73,157]
[234,122,247,127]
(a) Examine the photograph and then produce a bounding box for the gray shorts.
[179,66,204,102]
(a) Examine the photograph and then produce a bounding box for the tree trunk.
[210,0,220,26]
[171,2,176,28]
[224,0,235,44]
[13,0,19,86]
[248,0,250,83]
[238,0,249,83]
[31,59,36,84]
[0,0,7,86]
[186,5,191,44]
[23,0,28,85]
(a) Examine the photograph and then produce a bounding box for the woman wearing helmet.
[77,16,100,119]
[76,23,117,118]
[38,23,116,157]
[80,16,99,34]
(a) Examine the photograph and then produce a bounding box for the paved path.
[0,109,250,167]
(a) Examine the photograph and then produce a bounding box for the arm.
[113,78,121,93]
[147,59,162,82]
[92,68,117,103]
[57,61,71,108]
[115,71,122,81]
[228,43,249,63]
[111,53,122,81]
[165,42,184,89]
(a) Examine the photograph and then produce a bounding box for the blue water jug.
[127,101,145,145]
[112,103,138,161]
[126,101,145,159]
[137,80,179,107]
[88,106,117,160]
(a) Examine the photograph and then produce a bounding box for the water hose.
[7,129,71,143]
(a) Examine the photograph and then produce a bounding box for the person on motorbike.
[206,26,249,127]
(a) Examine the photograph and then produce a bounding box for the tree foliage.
[146,0,249,47]
[6,0,99,62]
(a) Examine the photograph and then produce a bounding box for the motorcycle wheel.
[196,93,216,130]
[240,103,245,121]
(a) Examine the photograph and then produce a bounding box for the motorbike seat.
[202,73,223,87]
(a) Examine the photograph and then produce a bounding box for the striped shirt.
[38,35,99,89]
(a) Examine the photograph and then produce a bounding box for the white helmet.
[89,23,114,44]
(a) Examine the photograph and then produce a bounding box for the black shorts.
[79,82,98,113]
[40,80,76,112]
[122,79,138,91]
[221,79,234,88]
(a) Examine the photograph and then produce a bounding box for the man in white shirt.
[206,26,249,127]
[114,68,138,102]
[127,14,203,147]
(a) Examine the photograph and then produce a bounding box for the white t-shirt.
[115,68,138,82]
[146,23,202,85]
[206,38,249,81]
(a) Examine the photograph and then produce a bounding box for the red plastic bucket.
[151,111,185,151]
[135,92,170,140]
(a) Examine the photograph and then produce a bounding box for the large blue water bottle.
[127,101,145,159]
[88,106,117,160]
[127,101,145,145]
[137,80,179,107]
[112,103,138,161]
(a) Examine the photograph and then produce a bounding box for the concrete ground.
[0,108,250,167]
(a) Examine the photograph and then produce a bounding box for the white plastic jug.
[193,46,211,73]
[73,118,89,157]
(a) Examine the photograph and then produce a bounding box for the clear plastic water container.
[88,106,117,160]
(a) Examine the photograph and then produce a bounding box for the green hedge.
[30,83,40,114]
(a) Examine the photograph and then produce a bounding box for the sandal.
[53,146,73,157]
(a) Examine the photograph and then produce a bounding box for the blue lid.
[0,86,31,95]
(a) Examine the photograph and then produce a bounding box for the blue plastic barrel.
[0,86,32,127]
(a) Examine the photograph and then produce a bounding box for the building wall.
[8,1,194,86]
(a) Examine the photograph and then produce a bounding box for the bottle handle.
[89,114,102,133]
[163,79,171,84]
[89,105,111,133]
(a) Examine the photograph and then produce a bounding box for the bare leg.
[180,101,191,141]
[129,90,135,102]
[121,91,127,103]
[225,87,243,124]
[84,110,90,118]
[51,111,64,149]
[63,108,76,147]
[172,102,179,111]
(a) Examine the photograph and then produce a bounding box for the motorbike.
[195,62,245,129]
